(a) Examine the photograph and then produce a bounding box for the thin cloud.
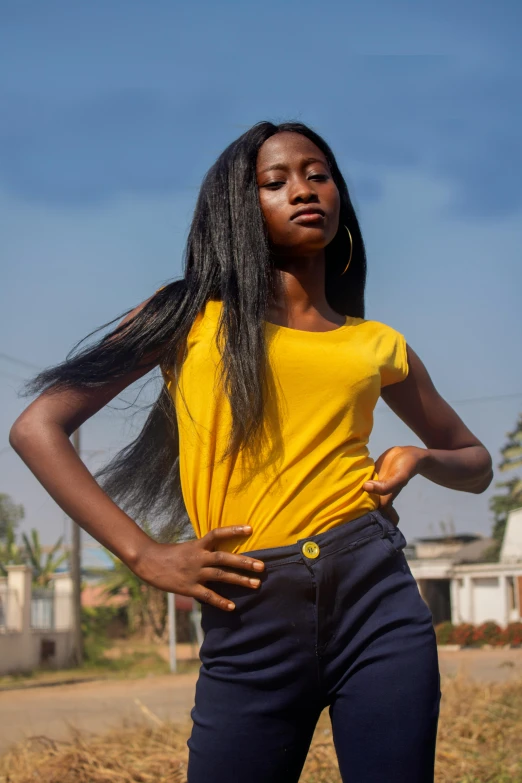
[0,62,520,219]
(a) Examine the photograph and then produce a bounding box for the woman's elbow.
[9,412,39,456]
[470,448,494,494]
[471,470,494,494]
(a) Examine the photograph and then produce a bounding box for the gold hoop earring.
[341,226,353,276]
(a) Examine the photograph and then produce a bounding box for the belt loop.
[370,511,387,538]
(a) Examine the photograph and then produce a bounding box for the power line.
[0,352,41,371]
[0,369,26,382]
[375,390,522,414]
[449,391,522,405]
[1,349,521,407]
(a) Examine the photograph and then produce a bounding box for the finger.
[200,526,253,549]
[201,567,261,589]
[363,479,402,495]
[193,585,236,612]
[207,550,264,572]
[376,491,395,510]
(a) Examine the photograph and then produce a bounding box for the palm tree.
[0,520,24,575]
[100,550,167,639]
[0,493,25,541]
[21,529,69,587]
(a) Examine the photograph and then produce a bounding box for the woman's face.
[256,132,340,257]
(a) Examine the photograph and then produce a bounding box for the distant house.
[0,566,74,675]
[0,565,197,675]
[407,507,522,626]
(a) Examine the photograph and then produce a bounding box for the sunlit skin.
[256,132,345,331]
[255,131,493,528]
[9,132,493,613]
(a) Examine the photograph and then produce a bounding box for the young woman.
[11,121,492,783]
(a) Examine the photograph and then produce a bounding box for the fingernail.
[227,602,235,610]
[253,561,264,571]
[249,578,261,587]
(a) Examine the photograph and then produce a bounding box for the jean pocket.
[378,525,407,558]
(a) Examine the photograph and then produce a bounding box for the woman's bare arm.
[9,299,162,567]
[10,365,158,568]
[9,301,264,610]
[363,345,493,514]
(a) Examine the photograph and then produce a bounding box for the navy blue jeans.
[188,511,441,782]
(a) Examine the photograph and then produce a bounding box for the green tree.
[21,529,69,587]
[101,550,167,640]
[0,520,24,575]
[489,413,522,559]
[0,493,25,541]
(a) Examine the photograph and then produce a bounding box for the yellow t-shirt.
[162,299,408,553]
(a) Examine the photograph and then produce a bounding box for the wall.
[415,541,468,559]
[0,629,74,675]
[500,507,522,563]
[450,564,522,626]
[0,565,74,675]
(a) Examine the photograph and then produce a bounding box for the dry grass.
[300,675,522,783]
[1,675,521,783]
[435,676,522,783]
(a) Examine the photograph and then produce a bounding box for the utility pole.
[168,592,177,673]
[70,427,83,666]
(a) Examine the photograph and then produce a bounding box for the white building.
[408,507,522,627]
[0,565,74,675]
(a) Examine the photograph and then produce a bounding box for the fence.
[31,588,73,631]
[31,588,54,630]
[1,567,75,674]
[0,585,21,632]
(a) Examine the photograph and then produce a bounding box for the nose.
[288,175,319,205]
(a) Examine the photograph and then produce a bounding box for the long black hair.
[24,121,367,543]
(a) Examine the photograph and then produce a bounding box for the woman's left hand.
[363,446,426,525]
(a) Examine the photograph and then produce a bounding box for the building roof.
[453,537,495,564]
[414,534,480,544]
[407,534,495,564]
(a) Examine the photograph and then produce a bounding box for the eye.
[309,173,329,182]
[262,180,285,190]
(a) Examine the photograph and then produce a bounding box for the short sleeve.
[375,324,409,387]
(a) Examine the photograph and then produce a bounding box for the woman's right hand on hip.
[133,526,264,611]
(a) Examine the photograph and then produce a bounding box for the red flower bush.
[505,622,522,646]
[472,621,505,646]
[435,622,455,645]
[451,623,475,646]
[435,621,521,646]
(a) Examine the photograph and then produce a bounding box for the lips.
[291,206,325,220]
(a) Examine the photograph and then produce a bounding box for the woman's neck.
[267,251,343,327]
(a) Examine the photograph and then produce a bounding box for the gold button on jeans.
[302,541,320,559]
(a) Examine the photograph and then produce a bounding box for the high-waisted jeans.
[187,510,441,783]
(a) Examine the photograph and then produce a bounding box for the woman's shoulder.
[347,316,406,341]
[349,317,408,385]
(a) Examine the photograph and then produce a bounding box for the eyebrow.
[259,157,328,175]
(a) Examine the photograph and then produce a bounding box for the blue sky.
[1,0,521,555]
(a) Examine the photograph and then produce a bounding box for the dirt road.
[438,646,522,683]
[0,672,198,755]
[1,649,521,756]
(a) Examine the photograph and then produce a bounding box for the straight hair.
[24,121,367,543]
